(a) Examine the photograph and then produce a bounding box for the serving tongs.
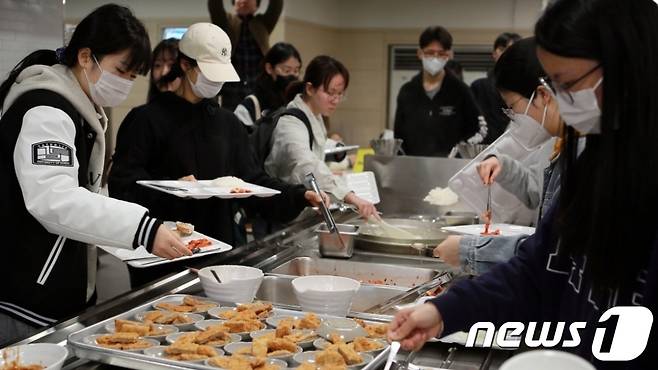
[305,172,345,248]
[365,271,453,314]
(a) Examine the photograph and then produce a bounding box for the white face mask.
[422,57,447,76]
[509,90,552,150]
[188,68,224,98]
[83,55,134,107]
[554,77,602,135]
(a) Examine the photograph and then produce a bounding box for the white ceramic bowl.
[199,265,264,304]
[0,343,68,370]
[500,350,596,370]
[292,276,360,317]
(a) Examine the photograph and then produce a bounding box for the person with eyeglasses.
[265,55,379,219]
[387,0,657,367]
[434,37,566,275]
[394,26,482,157]
[471,32,522,144]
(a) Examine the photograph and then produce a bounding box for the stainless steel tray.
[68,294,391,370]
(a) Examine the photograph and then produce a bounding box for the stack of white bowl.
[292,275,360,317]
[199,265,263,304]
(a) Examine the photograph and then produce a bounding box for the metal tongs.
[305,172,345,248]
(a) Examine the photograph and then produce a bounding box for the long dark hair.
[148,38,179,102]
[493,37,545,99]
[0,3,150,109]
[287,55,349,99]
[535,0,658,287]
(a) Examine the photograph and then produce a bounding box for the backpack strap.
[246,94,262,122]
[280,107,314,150]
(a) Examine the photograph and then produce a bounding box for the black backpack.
[250,107,314,167]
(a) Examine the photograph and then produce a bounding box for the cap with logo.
[179,22,240,82]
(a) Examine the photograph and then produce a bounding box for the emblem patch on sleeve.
[32,141,74,167]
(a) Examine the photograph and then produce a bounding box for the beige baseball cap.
[179,22,240,82]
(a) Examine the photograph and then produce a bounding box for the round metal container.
[352,218,449,256]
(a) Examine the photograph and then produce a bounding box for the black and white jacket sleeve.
[13,106,161,251]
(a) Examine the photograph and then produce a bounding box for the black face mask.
[274,74,298,92]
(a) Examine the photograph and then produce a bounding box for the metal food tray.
[68,294,391,370]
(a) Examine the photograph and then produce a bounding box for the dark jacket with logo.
[394,72,480,157]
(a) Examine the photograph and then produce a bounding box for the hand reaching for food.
[476,156,501,185]
[433,235,462,267]
[152,224,192,259]
[345,192,379,220]
[388,303,444,351]
[304,190,330,208]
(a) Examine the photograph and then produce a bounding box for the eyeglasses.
[500,96,526,119]
[322,90,347,102]
[541,64,601,104]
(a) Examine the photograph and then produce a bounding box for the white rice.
[211,176,247,188]
[423,186,459,206]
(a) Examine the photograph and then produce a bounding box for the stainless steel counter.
[7,208,511,369]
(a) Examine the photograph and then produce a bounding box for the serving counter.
[6,157,512,369]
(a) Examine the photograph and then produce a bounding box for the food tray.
[68,294,391,370]
[441,223,535,237]
[100,222,233,268]
[137,180,281,199]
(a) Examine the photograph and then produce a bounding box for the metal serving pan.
[68,294,391,370]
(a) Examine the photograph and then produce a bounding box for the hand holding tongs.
[305,173,345,248]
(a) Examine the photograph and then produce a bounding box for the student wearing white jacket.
[0,5,190,346]
[265,56,378,219]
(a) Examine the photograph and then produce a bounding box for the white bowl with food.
[224,341,302,363]
[83,334,160,352]
[313,337,387,354]
[104,320,178,342]
[265,313,323,330]
[152,295,219,314]
[134,311,204,331]
[293,350,373,370]
[292,276,360,317]
[0,343,68,370]
[199,265,264,304]
[165,331,241,348]
[195,319,265,340]
[208,305,273,321]
[143,345,223,363]
[250,329,318,349]
[206,355,288,369]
